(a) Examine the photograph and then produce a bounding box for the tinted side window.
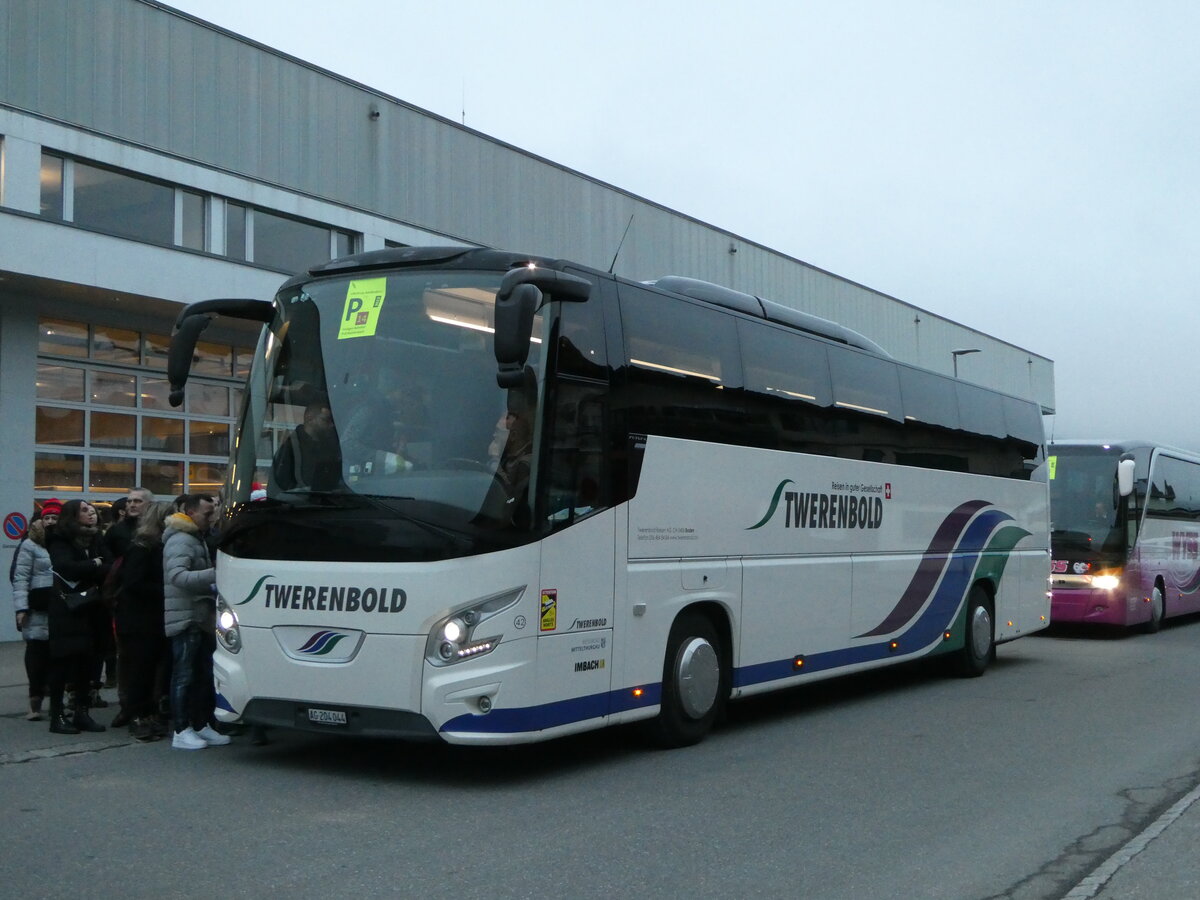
[617,285,742,443]
[899,367,959,431]
[1148,456,1200,519]
[956,382,1006,439]
[552,279,608,380]
[739,320,835,453]
[1004,395,1044,450]
[828,347,903,423]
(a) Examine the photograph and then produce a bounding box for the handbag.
[62,588,98,612]
[52,570,99,614]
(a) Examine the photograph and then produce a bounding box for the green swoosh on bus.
[972,526,1033,586]
[236,574,274,606]
[747,479,795,530]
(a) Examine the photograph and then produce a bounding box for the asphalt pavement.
[0,636,1194,898]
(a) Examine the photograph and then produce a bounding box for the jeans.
[170,625,216,733]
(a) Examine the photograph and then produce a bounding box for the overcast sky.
[168,0,1200,449]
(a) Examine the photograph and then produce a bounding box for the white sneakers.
[171,725,232,750]
[196,724,232,746]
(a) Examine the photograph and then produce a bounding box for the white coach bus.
[168,246,1050,746]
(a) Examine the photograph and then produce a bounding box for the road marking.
[1063,780,1200,899]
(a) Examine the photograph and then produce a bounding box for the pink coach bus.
[1049,441,1200,631]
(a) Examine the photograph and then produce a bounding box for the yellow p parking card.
[338,278,387,339]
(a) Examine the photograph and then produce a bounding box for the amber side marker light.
[943,631,953,641]
[793,655,806,670]
[631,688,644,699]
[1007,621,1014,627]
[889,641,900,652]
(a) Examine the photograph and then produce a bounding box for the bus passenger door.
[535,510,617,726]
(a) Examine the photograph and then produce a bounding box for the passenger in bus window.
[273,400,341,491]
[496,405,533,502]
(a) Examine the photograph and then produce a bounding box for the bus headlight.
[216,594,242,654]
[1092,574,1121,591]
[426,587,525,667]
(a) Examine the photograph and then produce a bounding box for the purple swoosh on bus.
[855,499,991,637]
[1177,567,1200,596]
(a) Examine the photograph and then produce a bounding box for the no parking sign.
[3,512,27,540]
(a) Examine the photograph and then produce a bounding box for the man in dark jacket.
[101,486,152,719]
[102,487,151,559]
[273,401,341,491]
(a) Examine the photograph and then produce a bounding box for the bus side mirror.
[1117,458,1136,497]
[168,298,273,406]
[495,283,541,388]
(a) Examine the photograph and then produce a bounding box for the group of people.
[8,488,233,750]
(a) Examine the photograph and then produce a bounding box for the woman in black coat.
[115,501,171,741]
[45,499,111,734]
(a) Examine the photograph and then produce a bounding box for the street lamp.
[951,348,981,378]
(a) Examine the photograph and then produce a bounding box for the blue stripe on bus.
[440,684,663,735]
[442,507,1018,737]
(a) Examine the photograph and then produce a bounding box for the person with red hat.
[9,499,61,721]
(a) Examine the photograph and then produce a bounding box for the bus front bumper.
[1050,587,1132,626]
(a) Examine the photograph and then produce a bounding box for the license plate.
[307,707,347,726]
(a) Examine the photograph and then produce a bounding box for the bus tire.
[954,584,994,678]
[1141,584,1165,634]
[651,612,727,748]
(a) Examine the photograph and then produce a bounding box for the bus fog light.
[477,695,493,713]
[1092,574,1120,591]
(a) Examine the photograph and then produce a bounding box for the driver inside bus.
[273,399,342,491]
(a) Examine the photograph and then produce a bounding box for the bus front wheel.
[1141,585,1165,634]
[954,585,994,678]
[651,613,727,748]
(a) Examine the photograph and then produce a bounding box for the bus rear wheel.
[651,613,727,748]
[953,585,994,678]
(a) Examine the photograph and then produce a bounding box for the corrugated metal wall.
[0,0,1053,408]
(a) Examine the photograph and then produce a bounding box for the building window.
[226,201,247,261]
[40,153,64,219]
[180,189,206,251]
[34,315,254,500]
[73,161,175,244]
[253,208,332,273]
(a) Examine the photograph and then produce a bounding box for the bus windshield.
[227,269,545,551]
[1049,448,1126,554]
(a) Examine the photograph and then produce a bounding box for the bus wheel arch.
[650,604,731,748]
[953,582,995,678]
[1141,579,1166,634]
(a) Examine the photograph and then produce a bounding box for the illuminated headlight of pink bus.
[215,594,242,654]
[425,587,525,667]
[1091,574,1120,591]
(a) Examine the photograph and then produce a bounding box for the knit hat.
[40,498,63,517]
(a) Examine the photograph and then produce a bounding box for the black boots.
[72,709,106,733]
[49,714,80,734]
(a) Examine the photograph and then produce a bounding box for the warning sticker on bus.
[338,278,387,339]
[540,590,557,631]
